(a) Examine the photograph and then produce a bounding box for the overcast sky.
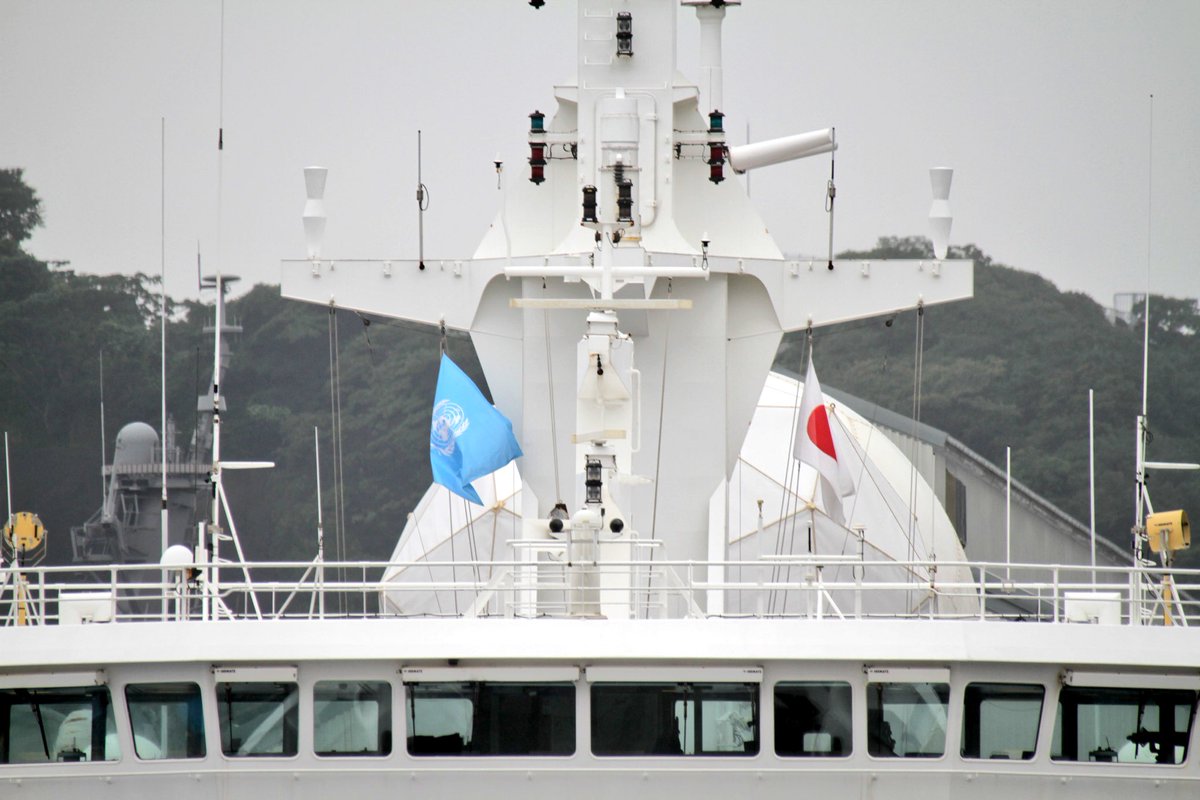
[3,1,1197,306]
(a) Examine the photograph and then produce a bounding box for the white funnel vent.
[929,167,953,260]
[303,166,328,260]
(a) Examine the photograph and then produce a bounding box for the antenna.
[161,116,170,561]
[417,130,428,271]
[99,351,106,508]
[1134,94,1155,593]
[3,431,11,525]
[1005,445,1012,582]
[2,431,8,572]
[1089,388,1096,585]
[314,426,325,619]
[825,128,836,270]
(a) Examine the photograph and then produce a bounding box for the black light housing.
[528,143,546,184]
[585,459,603,504]
[616,12,633,57]
[708,110,726,183]
[581,185,598,223]
[707,144,726,184]
[617,180,633,223]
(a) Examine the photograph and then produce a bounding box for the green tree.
[0,168,43,253]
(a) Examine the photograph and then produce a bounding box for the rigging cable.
[646,279,675,617]
[543,279,563,505]
[327,308,343,613]
[334,310,350,612]
[445,489,460,616]
[771,336,808,615]
[905,303,927,607]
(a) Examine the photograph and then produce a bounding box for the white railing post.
[1051,567,1060,623]
[978,569,986,621]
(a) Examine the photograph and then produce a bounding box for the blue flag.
[430,353,523,505]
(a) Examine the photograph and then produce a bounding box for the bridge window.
[314,681,392,757]
[216,681,298,757]
[125,682,205,760]
[867,681,949,758]
[0,686,119,764]
[406,682,575,756]
[775,681,852,757]
[591,682,759,756]
[1052,686,1197,764]
[961,683,1043,760]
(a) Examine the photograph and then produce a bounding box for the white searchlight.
[726,128,835,173]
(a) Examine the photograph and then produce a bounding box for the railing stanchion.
[1052,567,1060,623]
[978,568,986,621]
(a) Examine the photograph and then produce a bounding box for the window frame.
[1051,684,1198,766]
[124,681,207,761]
[312,679,393,759]
[589,681,760,757]
[0,684,121,765]
[214,680,300,759]
[404,680,577,758]
[865,680,951,760]
[959,682,1044,761]
[774,680,853,758]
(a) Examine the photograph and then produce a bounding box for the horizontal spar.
[511,298,693,310]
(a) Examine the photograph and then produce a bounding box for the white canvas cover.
[381,371,977,618]
[726,371,976,617]
[380,464,524,616]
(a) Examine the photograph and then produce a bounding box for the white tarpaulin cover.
[381,371,976,617]
[726,371,976,617]
[381,464,524,616]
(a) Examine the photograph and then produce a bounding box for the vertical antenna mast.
[417,130,427,270]
[314,426,325,619]
[1088,388,1096,585]
[161,116,170,559]
[1131,93,1155,623]
[99,351,106,508]
[3,431,11,525]
[1135,94,1154,547]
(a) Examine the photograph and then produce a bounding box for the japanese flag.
[793,358,855,523]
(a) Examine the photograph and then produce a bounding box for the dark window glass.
[314,681,392,757]
[1052,686,1197,764]
[125,682,205,759]
[591,682,758,756]
[216,682,298,757]
[961,683,1043,760]
[867,682,949,758]
[406,682,574,756]
[0,686,119,764]
[775,681,852,757]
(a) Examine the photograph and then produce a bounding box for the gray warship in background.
[69,277,241,568]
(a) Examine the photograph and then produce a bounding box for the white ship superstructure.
[3,2,1199,799]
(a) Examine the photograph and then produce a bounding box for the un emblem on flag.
[431,399,470,456]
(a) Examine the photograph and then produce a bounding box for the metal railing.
[1,558,1196,627]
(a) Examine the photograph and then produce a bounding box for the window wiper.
[29,699,50,760]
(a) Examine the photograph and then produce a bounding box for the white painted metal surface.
[2,2,1191,798]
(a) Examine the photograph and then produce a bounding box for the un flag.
[430,353,523,504]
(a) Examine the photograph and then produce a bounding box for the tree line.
[3,169,1198,567]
